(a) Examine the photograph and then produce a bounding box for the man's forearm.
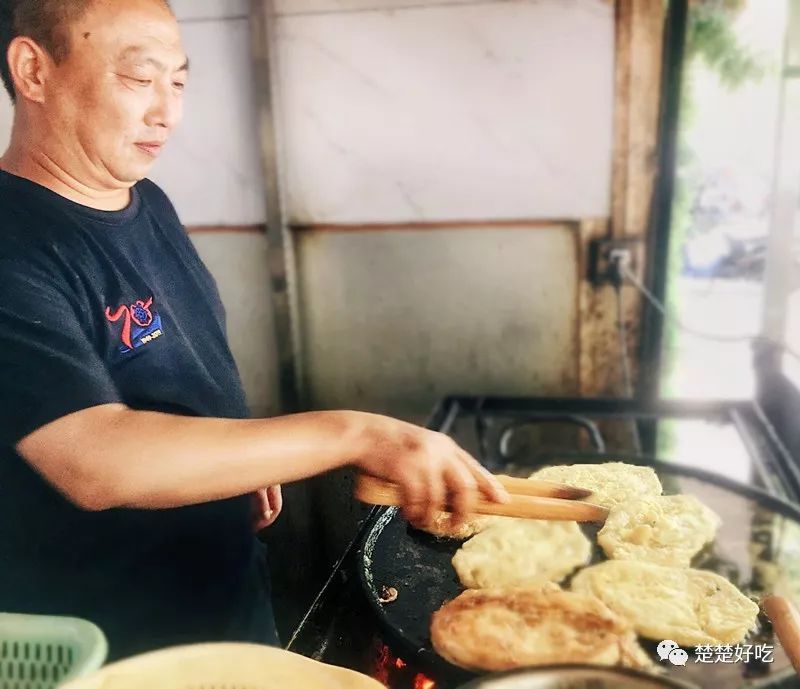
[18,404,372,510]
[19,401,507,521]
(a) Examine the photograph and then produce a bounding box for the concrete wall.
[297,225,580,415]
[274,0,613,412]
[0,0,614,420]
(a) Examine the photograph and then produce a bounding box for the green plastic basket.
[0,613,107,689]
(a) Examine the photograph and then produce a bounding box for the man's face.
[45,0,187,187]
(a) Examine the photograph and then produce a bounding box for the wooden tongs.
[355,473,609,522]
[763,594,800,675]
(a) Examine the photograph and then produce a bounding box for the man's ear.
[7,35,50,103]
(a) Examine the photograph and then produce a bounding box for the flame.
[371,641,436,688]
[413,674,436,689]
[373,643,392,684]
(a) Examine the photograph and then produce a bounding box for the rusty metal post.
[249,0,302,413]
[249,0,327,640]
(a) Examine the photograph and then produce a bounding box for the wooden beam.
[611,0,634,237]
[612,0,665,240]
[578,0,665,399]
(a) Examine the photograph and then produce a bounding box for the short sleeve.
[0,258,121,445]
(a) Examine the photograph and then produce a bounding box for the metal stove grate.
[287,395,800,689]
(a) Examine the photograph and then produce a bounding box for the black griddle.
[358,458,800,689]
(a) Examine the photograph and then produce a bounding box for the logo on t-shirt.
[105,296,164,353]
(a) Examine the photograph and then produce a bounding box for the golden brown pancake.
[571,560,759,646]
[452,519,591,588]
[529,462,662,509]
[415,511,496,539]
[430,587,651,672]
[598,494,721,567]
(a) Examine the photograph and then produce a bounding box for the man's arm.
[1,261,507,525]
[17,404,508,524]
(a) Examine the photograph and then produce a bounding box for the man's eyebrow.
[118,47,190,73]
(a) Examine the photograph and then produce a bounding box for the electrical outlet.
[588,238,645,286]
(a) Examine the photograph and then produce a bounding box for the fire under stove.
[285,395,800,689]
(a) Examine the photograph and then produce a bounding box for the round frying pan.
[357,460,800,689]
[456,665,697,689]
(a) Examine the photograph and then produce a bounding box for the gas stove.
[285,395,800,689]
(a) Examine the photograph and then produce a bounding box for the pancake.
[452,519,592,589]
[430,587,652,672]
[416,511,496,539]
[598,494,721,567]
[570,560,759,645]
[529,462,662,509]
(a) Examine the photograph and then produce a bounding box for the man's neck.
[1,135,132,212]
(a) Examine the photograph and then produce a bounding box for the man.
[0,0,507,660]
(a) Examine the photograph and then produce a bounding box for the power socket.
[588,238,644,286]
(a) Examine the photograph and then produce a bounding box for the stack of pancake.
[420,462,759,673]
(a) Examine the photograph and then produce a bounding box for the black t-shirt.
[0,170,278,659]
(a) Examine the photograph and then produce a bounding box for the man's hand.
[252,485,283,532]
[354,415,509,529]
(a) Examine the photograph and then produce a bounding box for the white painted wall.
[0,0,616,227]
[0,0,265,226]
[0,0,616,417]
[151,1,266,226]
[169,0,248,21]
[190,231,280,417]
[274,0,485,11]
[275,0,614,224]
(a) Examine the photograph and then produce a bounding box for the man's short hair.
[0,0,171,102]
[0,0,96,101]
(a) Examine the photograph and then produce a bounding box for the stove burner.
[372,642,437,689]
[287,395,800,689]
